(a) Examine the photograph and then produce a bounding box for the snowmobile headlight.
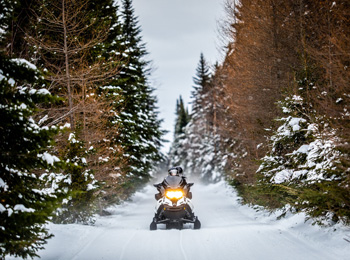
[165,190,184,200]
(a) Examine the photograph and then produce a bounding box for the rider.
[167,166,188,185]
[154,166,190,200]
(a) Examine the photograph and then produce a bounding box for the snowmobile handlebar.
[153,183,163,189]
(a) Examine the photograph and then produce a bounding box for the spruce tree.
[169,96,190,167]
[0,54,66,259]
[186,54,216,180]
[192,53,211,115]
[174,95,190,136]
[52,132,98,224]
[255,63,350,223]
[107,0,164,186]
[169,55,226,181]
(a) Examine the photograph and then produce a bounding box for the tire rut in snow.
[71,228,105,260]
[118,230,138,260]
[179,231,189,260]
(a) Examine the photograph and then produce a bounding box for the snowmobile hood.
[164,176,183,189]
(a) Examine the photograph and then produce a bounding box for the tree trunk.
[62,0,74,130]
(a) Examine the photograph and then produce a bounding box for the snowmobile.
[150,175,201,230]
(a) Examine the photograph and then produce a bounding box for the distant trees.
[169,54,227,181]
[168,96,189,167]
[174,96,190,136]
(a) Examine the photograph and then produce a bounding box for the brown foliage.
[23,0,127,205]
[215,0,350,184]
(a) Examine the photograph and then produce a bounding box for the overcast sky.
[132,0,225,152]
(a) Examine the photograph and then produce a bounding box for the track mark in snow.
[344,235,350,243]
[71,228,105,260]
[119,230,138,260]
[179,231,189,260]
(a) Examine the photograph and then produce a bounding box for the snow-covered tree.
[52,132,98,224]
[191,53,211,117]
[0,55,66,259]
[107,0,164,185]
[256,70,350,223]
[169,54,227,182]
[168,96,190,167]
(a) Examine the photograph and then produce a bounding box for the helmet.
[176,166,183,174]
[168,166,183,176]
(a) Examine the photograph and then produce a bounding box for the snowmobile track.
[118,230,138,260]
[179,231,189,260]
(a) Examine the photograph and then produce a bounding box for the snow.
[87,183,98,191]
[292,95,303,102]
[273,169,293,184]
[38,152,60,165]
[11,58,37,71]
[274,117,306,138]
[38,115,49,125]
[0,203,6,213]
[336,98,343,103]
[61,123,71,129]
[296,144,310,154]
[0,177,8,191]
[35,88,51,95]
[13,204,35,213]
[268,135,341,184]
[8,78,15,86]
[68,133,77,143]
[289,117,306,131]
[7,181,350,260]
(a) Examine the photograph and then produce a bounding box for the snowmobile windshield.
[164,175,183,189]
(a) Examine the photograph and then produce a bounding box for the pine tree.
[107,0,164,186]
[169,54,226,182]
[192,53,211,116]
[174,95,190,136]
[0,54,66,259]
[52,132,98,224]
[169,96,190,167]
[187,54,216,180]
[255,62,350,223]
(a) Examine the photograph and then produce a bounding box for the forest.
[1,0,350,259]
[171,0,350,227]
[0,0,164,258]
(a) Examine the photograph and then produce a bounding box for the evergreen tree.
[255,63,350,224]
[0,54,66,259]
[169,55,226,182]
[19,0,123,220]
[169,96,190,167]
[0,0,34,58]
[191,53,211,115]
[108,0,164,186]
[52,132,98,224]
[174,95,190,136]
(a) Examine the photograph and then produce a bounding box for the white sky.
[132,0,225,152]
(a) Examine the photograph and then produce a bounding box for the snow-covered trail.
[25,182,350,260]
